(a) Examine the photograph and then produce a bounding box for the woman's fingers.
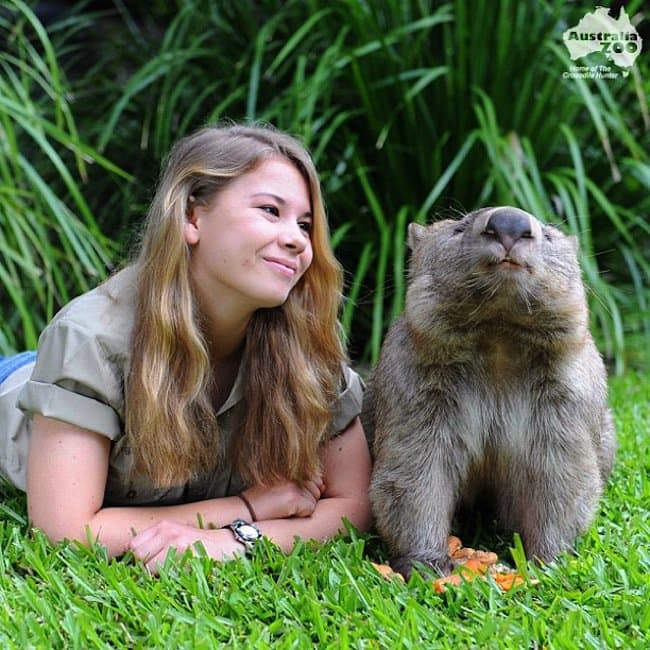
[129,521,247,574]
[129,520,191,572]
[302,477,323,501]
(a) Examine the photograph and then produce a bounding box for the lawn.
[0,371,648,649]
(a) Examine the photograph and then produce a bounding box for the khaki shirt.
[1,267,364,506]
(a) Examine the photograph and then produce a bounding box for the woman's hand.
[128,521,245,574]
[241,474,325,521]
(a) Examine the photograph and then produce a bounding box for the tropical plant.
[0,0,127,353]
[1,0,648,371]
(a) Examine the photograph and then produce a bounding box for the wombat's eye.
[453,225,466,235]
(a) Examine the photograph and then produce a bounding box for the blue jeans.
[0,352,37,386]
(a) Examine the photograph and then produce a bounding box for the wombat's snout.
[483,207,534,253]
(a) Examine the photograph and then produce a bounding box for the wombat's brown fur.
[362,207,616,579]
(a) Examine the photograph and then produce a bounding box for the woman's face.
[185,156,314,316]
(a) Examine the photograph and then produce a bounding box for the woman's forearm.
[126,492,373,573]
[79,495,252,558]
[87,491,370,559]
[254,494,372,552]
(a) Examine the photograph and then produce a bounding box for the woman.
[0,123,372,572]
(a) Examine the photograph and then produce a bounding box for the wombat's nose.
[484,208,533,252]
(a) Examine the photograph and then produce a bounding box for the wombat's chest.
[453,380,534,458]
[452,381,546,508]
[481,342,529,383]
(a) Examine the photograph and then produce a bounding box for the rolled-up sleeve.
[330,364,365,435]
[17,320,124,440]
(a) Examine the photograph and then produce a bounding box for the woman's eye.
[299,221,312,234]
[260,205,279,216]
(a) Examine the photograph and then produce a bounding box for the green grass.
[1,371,648,648]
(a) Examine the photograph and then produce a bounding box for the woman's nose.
[278,221,308,251]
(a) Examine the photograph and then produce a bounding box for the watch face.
[237,523,260,541]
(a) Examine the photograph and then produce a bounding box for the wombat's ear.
[407,223,427,250]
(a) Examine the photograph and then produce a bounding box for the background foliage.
[1,0,648,371]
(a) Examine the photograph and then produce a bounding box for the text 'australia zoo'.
[565,30,639,55]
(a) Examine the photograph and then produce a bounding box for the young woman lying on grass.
[0,123,372,572]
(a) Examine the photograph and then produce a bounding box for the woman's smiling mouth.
[263,257,298,277]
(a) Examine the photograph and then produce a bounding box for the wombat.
[362,206,616,579]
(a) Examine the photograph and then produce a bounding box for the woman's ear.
[184,200,200,245]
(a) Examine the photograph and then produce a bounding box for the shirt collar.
[216,360,245,416]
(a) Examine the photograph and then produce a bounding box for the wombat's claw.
[390,557,415,581]
[390,559,413,582]
[391,554,453,579]
[430,556,454,576]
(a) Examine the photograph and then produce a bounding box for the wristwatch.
[225,519,262,552]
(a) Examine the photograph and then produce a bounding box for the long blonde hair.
[125,123,345,488]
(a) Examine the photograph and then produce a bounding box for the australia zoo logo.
[562,6,642,78]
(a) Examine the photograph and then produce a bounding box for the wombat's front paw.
[391,554,453,580]
[524,537,567,565]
